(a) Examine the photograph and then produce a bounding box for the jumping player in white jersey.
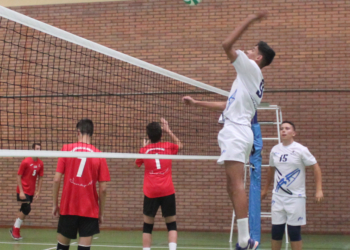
[182,11,275,250]
[261,121,324,250]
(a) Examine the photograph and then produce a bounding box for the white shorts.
[217,122,253,165]
[271,194,306,226]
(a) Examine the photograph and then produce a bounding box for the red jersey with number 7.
[17,157,44,195]
[135,142,179,198]
[56,142,111,218]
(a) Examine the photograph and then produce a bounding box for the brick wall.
[0,0,349,234]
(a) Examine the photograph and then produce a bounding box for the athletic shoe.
[235,239,259,250]
[9,227,22,240]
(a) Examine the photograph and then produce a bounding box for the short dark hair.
[76,118,94,136]
[282,121,296,131]
[146,122,162,143]
[32,142,41,149]
[256,41,275,68]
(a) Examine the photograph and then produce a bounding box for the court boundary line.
[0,241,272,250]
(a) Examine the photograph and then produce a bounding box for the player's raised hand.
[182,96,196,106]
[160,118,170,133]
[315,190,324,203]
[52,205,60,218]
[143,139,150,147]
[248,10,268,21]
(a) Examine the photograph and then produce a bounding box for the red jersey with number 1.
[56,142,111,218]
[135,142,179,198]
[17,157,44,195]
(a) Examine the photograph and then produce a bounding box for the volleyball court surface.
[0,228,349,250]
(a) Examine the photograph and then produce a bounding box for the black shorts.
[57,215,100,239]
[143,194,176,218]
[17,193,33,203]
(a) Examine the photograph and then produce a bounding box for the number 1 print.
[155,154,161,169]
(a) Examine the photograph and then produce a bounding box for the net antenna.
[0,5,228,160]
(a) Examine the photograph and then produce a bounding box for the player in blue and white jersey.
[262,121,324,250]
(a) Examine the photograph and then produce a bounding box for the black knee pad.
[78,245,90,250]
[143,223,154,234]
[287,225,301,242]
[20,203,31,215]
[166,221,177,232]
[57,242,70,250]
[272,224,285,241]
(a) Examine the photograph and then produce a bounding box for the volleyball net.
[0,6,228,159]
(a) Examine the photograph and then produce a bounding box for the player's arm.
[34,176,43,200]
[161,118,183,150]
[17,161,27,200]
[182,96,226,111]
[311,163,324,203]
[261,166,275,199]
[135,140,148,168]
[17,175,26,200]
[52,172,62,217]
[98,181,107,224]
[135,158,144,168]
[222,11,268,63]
[134,161,143,168]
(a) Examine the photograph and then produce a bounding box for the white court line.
[0,242,55,246]
[43,246,56,250]
[0,242,271,250]
[77,246,271,250]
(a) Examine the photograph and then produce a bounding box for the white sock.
[237,218,250,247]
[169,242,177,250]
[14,218,23,228]
[143,248,151,250]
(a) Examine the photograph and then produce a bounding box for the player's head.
[76,118,94,137]
[32,143,41,150]
[281,121,296,141]
[146,122,162,143]
[246,41,275,69]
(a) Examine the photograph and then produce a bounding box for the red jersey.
[17,157,44,196]
[135,142,179,198]
[56,142,111,218]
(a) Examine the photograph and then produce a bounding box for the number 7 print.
[76,158,87,177]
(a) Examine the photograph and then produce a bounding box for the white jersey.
[269,141,317,198]
[223,50,264,127]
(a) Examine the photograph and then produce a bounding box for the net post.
[248,111,262,243]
